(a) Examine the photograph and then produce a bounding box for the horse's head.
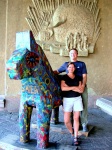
[6,31,53,80]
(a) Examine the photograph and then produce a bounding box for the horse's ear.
[16,30,36,51]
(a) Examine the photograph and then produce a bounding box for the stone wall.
[0,0,112,111]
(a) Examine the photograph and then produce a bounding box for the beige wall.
[0,0,112,111]
[5,0,32,111]
[6,0,32,95]
[0,0,6,95]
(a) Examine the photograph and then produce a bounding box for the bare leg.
[73,111,80,137]
[64,112,73,135]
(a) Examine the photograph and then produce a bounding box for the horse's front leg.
[36,102,52,149]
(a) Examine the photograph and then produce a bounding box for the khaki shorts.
[63,96,83,112]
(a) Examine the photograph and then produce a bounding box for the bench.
[0,95,5,108]
[96,97,112,116]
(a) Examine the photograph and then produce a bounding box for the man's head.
[69,48,78,62]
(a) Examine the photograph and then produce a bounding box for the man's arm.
[54,62,67,75]
[80,74,87,91]
[82,74,87,87]
[82,61,87,86]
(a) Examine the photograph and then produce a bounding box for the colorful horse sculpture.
[6,31,62,149]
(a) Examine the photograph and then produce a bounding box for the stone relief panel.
[26,0,101,56]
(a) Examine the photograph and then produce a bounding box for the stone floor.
[0,106,112,150]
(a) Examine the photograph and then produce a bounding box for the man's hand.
[72,82,84,93]
[53,70,59,75]
[78,81,85,93]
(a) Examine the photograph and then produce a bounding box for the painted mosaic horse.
[6,31,62,149]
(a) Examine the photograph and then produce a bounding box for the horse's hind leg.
[50,107,59,124]
[19,102,33,143]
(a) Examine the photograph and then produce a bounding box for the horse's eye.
[26,52,39,68]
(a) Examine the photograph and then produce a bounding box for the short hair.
[69,48,78,54]
[67,62,76,68]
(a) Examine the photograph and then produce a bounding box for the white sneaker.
[82,124,88,132]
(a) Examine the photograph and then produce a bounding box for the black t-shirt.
[61,74,82,98]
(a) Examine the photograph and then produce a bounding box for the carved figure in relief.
[43,4,91,54]
[73,32,78,48]
[66,33,75,50]
[81,32,84,50]
[26,0,101,56]
[76,32,82,51]
[65,31,89,52]
[70,33,74,49]
[37,5,96,55]
[65,36,70,50]
[83,35,88,51]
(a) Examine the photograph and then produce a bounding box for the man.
[54,48,88,132]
